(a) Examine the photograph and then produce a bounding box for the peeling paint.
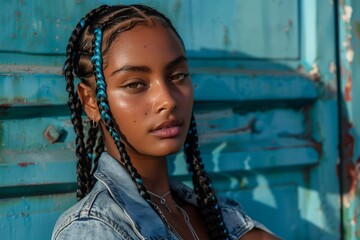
[309,63,321,81]
[340,3,354,107]
[329,62,336,74]
[346,47,355,64]
[342,5,353,23]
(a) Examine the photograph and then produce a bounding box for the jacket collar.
[94,152,175,239]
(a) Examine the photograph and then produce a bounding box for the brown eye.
[121,81,147,93]
[125,82,144,89]
[169,73,189,82]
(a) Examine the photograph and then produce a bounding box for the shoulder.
[218,198,277,239]
[52,184,139,240]
[52,218,128,240]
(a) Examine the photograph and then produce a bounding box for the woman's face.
[102,23,193,160]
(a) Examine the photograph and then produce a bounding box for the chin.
[153,141,184,156]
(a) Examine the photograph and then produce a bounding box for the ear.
[77,83,101,122]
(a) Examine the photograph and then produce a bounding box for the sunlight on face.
[102,22,193,161]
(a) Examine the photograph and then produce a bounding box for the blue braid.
[80,18,86,28]
[89,25,172,226]
[91,27,122,143]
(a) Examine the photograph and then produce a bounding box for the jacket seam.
[88,210,138,239]
[53,188,105,239]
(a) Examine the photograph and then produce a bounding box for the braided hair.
[64,4,229,239]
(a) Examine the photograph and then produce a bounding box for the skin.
[78,22,278,240]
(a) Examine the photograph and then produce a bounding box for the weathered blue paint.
[337,0,360,239]
[0,0,350,239]
[0,0,299,59]
[0,71,317,108]
[0,194,76,240]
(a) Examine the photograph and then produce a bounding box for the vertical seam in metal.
[334,0,344,239]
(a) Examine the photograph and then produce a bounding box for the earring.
[91,120,98,128]
[91,116,98,128]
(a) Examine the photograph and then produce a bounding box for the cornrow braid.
[64,5,111,200]
[184,114,230,239]
[90,25,171,227]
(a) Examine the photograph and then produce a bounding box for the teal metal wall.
[0,0,355,239]
[338,0,360,239]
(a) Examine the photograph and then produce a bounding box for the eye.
[169,72,189,82]
[120,80,147,93]
[124,82,144,89]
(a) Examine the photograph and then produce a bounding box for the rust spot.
[345,75,352,101]
[343,119,354,159]
[0,103,11,109]
[345,163,356,197]
[18,162,37,167]
[341,117,356,198]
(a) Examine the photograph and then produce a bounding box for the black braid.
[64,22,89,200]
[64,5,112,200]
[66,4,230,238]
[184,114,230,239]
[93,135,104,172]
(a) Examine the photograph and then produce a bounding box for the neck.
[107,145,171,194]
[133,156,171,194]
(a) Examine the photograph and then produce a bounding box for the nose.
[152,81,177,114]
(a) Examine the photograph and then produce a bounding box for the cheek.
[107,95,147,127]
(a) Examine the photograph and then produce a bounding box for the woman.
[52,4,279,240]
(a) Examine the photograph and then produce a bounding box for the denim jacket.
[52,152,272,240]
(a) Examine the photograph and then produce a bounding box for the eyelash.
[123,82,145,89]
[121,72,189,91]
[169,72,189,81]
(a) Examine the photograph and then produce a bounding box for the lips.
[151,119,182,138]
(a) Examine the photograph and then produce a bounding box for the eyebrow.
[110,55,188,76]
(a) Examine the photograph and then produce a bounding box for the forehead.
[105,23,185,65]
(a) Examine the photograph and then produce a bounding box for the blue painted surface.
[337,0,360,239]
[0,0,351,239]
[0,0,299,59]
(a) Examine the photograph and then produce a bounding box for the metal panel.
[338,0,360,239]
[0,0,345,239]
[0,0,299,64]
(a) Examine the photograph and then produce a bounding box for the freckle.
[133,120,136,123]
[144,112,147,115]
[143,45,147,48]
